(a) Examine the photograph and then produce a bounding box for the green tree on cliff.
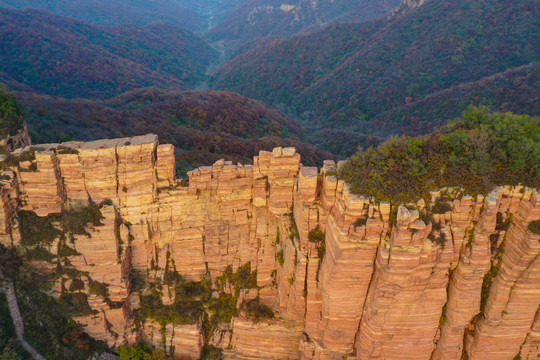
[0,244,22,282]
[339,107,540,203]
[0,87,24,138]
[117,344,170,360]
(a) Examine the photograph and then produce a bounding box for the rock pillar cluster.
[0,134,538,360]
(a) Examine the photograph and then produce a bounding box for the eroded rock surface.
[0,134,538,360]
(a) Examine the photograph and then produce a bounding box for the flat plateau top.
[31,134,159,152]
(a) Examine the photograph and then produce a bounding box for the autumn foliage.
[339,108,540,204]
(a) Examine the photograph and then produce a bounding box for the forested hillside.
[0,0,206,32]
[0,9,217,99]
[340,107,540,203]
[15,88,334,171]
[211,0,540,155]
[0,87,24,138]
[206,0,400,53]
[0,0,252,34]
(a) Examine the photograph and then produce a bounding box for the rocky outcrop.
[521,307,540,360]
[0,134,538,360]
[390,0,430,17]
[143,320,203,359]
[356,206,450,360]
[430,192,495,360]
[0,122,31,152]
[466,189,540,359]
[225,318,302,359]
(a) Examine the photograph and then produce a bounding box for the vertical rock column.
[70,205,130,302]
[267,147,300,216]
[0,171,19,246]
[276,215,306,321]
[117,136,162,275]
[18,150,64,216]
[116,136,161,274]
[70,205,132,347]
[117,135,158,210]
[213,161,254,271]
[254,206,278,289]
[150,184,206,278]
[431,191,499,360]
[79,138,122,203]
[156,144,175,188]
[356,206,452,360]
[56,143,87,203]
[316,186,380,355]
[253,148,300,306]
[300,165,338,356]
[466,190,540,360]
[319,161,338,233]
[278,166,320,322]
[294,166,320,250]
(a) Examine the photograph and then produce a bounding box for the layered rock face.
[0,134,538,360]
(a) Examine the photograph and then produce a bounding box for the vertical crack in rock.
[431,190,499,360]
[466,189,540,360]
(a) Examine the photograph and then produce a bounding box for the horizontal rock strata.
[0,134,538,360]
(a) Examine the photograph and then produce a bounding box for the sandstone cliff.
[0,134,538,360]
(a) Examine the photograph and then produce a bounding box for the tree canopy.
[339,107,540,204]
[0,88,24,139]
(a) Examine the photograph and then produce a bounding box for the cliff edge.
[0,134,538,360]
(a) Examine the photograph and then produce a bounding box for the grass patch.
[200,344,223,360]
[276,250,284,267]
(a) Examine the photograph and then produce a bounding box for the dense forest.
[0,0,205,32]
[1,1,538,159]
[0,87,24,139]
[0,9,217,99]
[0,0,250,34]
[211,0,540,155]
[339,107,540,204]
[15,88,334,172]
[206,0,400,54]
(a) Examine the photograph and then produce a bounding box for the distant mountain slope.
[0,0,207,32]
[390,0,430,16]
[206,0,400,53]
[211,0,540,154]
[369,62,540,137]
[0,9,218,99]
[16,88,334,167]
[303,63,539,156]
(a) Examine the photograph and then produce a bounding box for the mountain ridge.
[206,0,400,55]
[13,87,334,169]
[0,0,206,32]
[211,0,540,154]
[0,8,217,99]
